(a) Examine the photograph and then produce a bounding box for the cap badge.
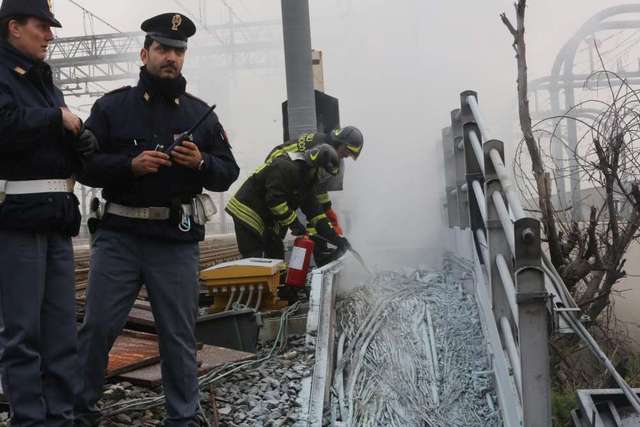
[171,14,183,31]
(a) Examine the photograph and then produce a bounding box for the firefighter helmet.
[328,126,364,160]
[303,144,340,176]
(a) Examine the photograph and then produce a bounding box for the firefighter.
[0,0,98,424]
[226,143,351,260]
[74,13,239,426]
[266,126,363,235]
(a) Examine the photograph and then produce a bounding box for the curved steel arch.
[531,4,640,220]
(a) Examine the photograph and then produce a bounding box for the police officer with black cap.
[0,0,98,425]
[75,13,239,426]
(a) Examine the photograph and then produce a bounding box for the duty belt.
[3,178,75,195]
[106,202,193,221]
[0,178,75,203]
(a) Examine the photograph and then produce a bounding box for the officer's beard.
[139,66,187,101]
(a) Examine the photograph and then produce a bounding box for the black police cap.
[141,13,196,49]
[0,0,61,28]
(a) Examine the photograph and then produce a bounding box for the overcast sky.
[49,0,640,268]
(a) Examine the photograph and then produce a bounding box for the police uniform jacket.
[0,41,81,236]
[226,155,338,241]
[79,74,240,242]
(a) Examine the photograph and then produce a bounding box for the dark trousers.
[0,230,78,427]
[233,219,284,259]
[75,229,200,426]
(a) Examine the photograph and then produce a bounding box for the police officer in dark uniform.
[0,0,98,425]
[74,13,239,426]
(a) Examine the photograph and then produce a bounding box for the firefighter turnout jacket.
[265,132,333,211]
[226,154,339,243]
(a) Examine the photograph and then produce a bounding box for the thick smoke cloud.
[53,0,630,270]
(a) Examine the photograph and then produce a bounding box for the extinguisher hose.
[311,234,372,275]
[348,247,373,276]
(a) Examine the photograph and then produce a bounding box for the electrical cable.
[65,0,121,33]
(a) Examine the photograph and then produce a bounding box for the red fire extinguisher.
[285,236,315,288]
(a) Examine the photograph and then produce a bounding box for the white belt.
[3,178,75,195]
[106,202,192,220]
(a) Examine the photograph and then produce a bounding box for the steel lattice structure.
[49,20,283,97]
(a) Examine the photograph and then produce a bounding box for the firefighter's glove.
[325,208,343,235]
[289,219,306,236]
[335,236,352,252]
[325,208,337,223]
[74,125,99,158]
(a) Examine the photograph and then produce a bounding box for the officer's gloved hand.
[74,124,99,158]
[289,219,306,236]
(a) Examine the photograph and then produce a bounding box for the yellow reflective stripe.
[229,204,263,235]
[227,199,263,234]
[307,227,317,235]
[266,149,284,163]
[316,192,330,204]
[267,143,299,163]
[227,205,262,235]
[269,201,289,216]
[279,210,297,227]
[253,162,268,174]
[227,197,264,235]
[309,213,327,225]
[347,143,362,153]
[229,198,263,230]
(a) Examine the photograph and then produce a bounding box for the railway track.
[73,233,241,306]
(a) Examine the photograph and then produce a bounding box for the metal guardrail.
[442,91,551,426]
[298,256,345,426]
[443,91,640,426]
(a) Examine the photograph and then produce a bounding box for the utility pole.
[281,0,317,139]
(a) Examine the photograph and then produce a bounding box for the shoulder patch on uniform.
[103,86,132,96]
[184,92,210,107]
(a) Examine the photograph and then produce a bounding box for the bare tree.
[502,1,640,320]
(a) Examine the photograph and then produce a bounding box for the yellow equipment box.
[200,258,287,312]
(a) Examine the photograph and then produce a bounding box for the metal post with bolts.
[484,139,516,326]
[451,109,468,230]
[442,127,458,228]
[515,218,552,427]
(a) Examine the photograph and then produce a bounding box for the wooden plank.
[117,344,255,387]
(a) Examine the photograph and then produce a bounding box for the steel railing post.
[460,92,485,263]
[442,127,458,228]
[484,140,517,330]
[515,218,551,427]
[451,109,469,230]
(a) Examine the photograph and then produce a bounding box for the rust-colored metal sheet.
[106,330,160,378]
[127,306,155,328]
[116,344,255,387]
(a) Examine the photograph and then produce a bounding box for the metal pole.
[442,127,458,228]
[281,0,317,139]
[515,218,551,427]
[451,109,468,229]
